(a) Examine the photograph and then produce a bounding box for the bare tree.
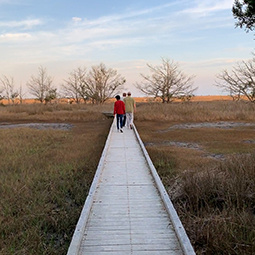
[18,84,26,104]
[0,75,19,104]
[27,66,55,104]
[86,63,126,104]
[62,67,88,104]
[0,87,4,103]
[136,58,196,103]
[216,56,255,102]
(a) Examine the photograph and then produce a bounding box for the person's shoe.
[120,129,123,133]
[130,125,133,130]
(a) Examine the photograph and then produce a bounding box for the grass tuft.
[174,154,255,254]
[0,111,112,255]
[135,100,255,255]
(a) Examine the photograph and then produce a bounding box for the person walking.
[113,95,125,133]
[123,92,136,129]
[122,92,127,127]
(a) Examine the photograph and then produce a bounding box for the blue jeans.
[116,114,123,130]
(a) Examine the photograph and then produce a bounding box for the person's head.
[123,92,126,97]
[115,95,120,100]
[127,92,131,96]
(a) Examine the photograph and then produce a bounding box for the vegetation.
[0,75,19,104]
[136,58,197,103]
[0,104,112,255]
[216,54,255,102]
[62,63,126,104]
[2,55,255,104]
[27,66,56,104]
[0,100,254,254]
[233,0,255,32]
[85,63,126,104]
[135,100,255,255]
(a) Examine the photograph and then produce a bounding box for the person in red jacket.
[114,95,125,133]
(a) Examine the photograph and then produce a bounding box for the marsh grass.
[1,100,255,254]
[136,100,255,122]
[0,103,114,122]
[176,155,255,254]
[0,108,112,254]
[135,100,255,255]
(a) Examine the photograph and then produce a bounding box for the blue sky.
[0,0,254,96]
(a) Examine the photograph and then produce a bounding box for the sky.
[0,0,254,97]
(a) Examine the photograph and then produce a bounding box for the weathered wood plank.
[67,118,195,255]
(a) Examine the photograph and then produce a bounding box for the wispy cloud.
[0,18,43,29]
[0,1,241,63]
[0,32,32,39]
[71,1,183,27]
[65,3,184,45]
[72,17,82,23]
[180,0,233,16]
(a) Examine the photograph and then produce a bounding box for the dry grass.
[136,100,255,122]
[0,103,113,122]
[0,104,112,255]
[176,155,255,254]
[135,100,255,255]
[1,100,255,254]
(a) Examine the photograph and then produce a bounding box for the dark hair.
[115,95,120,100]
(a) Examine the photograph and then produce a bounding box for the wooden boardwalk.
[67,120,195,255]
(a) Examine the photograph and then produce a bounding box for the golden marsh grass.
[135,100,255,255]
[0,106,112,254]
[0,99,254,254]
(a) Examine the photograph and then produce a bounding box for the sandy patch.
[164,121,255,131]
[0,123,73,130]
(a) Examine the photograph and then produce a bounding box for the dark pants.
[116,114,123,130]
[123,114,126,127]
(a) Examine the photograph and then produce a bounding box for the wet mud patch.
[151,121,255,160]
[161,121,255,132]
[0,123,73,130]
[145,141,201,150]
[144,141,225,160]
[243,140,255,144]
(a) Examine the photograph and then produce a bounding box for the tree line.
[0,63,126,105]
[1,55,255,104]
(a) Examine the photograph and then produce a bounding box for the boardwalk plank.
[67,119,195,255]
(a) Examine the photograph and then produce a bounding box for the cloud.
[0,33,32,39]
[180,0,234,16]
[62,4,182,45]
[0,1,245,69]
[72,17,82,23]
[0,18,43,29]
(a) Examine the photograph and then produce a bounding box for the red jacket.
[114,100,125,115]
